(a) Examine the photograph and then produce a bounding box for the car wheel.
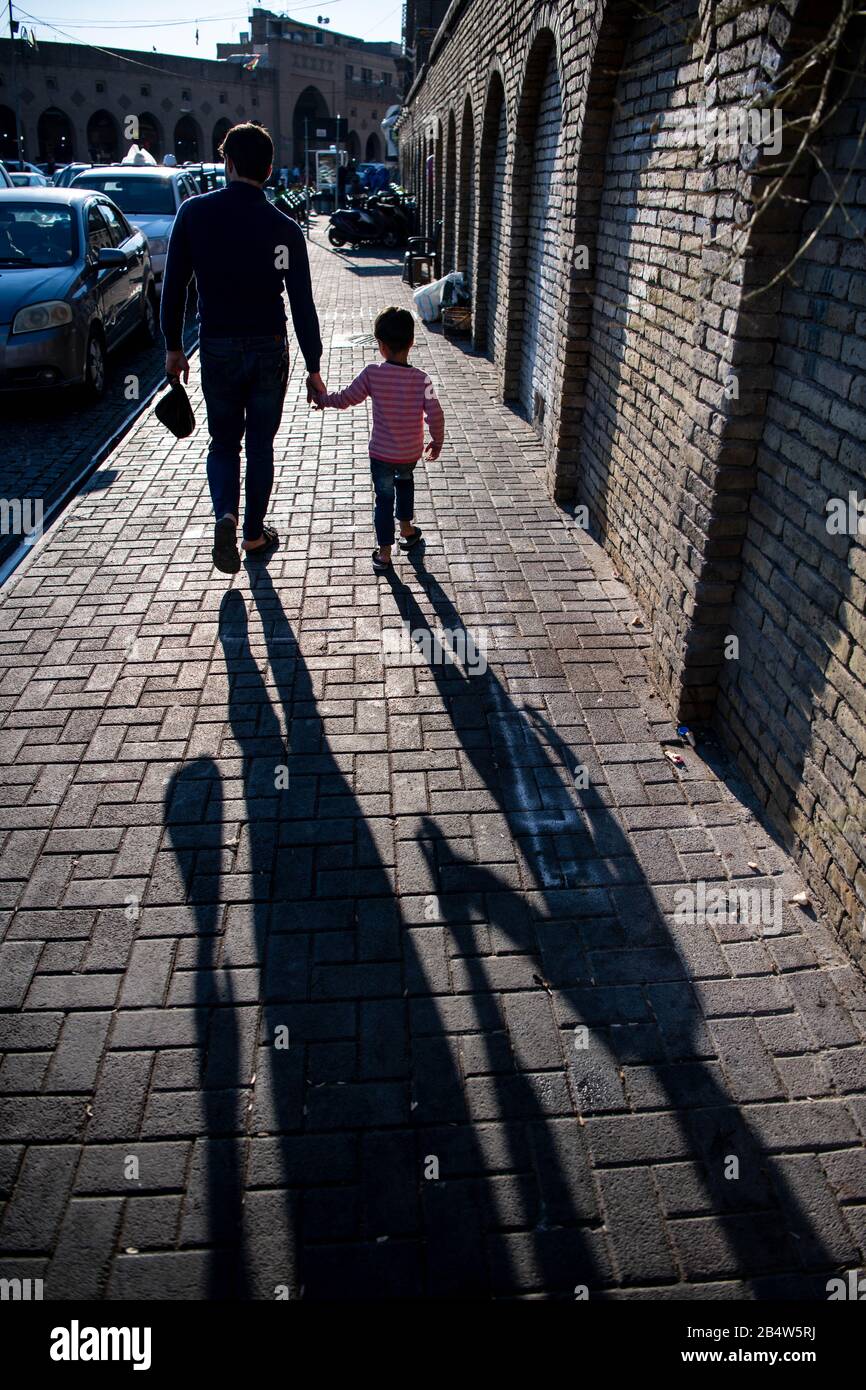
[83,328,106,401]
[140,289,158,344]
[328,227,346,248]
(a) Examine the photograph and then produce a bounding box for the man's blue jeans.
[199,334,289,542]
[371,457,415,547]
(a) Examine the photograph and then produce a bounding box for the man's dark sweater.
[160,179,322,372]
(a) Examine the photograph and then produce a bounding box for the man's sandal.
[398,527,423,551]
[212,517,241,574]
[244,525,280,559]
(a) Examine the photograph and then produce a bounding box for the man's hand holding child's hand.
[306,372,326,408]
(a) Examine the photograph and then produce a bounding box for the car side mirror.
[97,246,127,268]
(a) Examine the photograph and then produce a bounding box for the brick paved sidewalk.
[0,231,865,1300]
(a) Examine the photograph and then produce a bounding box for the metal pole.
[335,112,340,213]
[7,0,24,165]
[304,115,310,241]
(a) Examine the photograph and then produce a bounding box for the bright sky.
[7,1,403,60]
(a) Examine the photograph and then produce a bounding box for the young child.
[313,306,445,573]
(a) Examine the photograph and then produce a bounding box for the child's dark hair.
[374,306,415,353]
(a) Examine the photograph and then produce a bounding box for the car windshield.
[73,174,176,215]
[0,204,75,265]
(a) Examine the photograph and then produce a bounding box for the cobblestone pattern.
[0,232,864,1299]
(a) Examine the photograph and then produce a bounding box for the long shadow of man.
[164,757,250,1299]
[243,566,604,1295]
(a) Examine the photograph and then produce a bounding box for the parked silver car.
[70,165,200,288]
[0,188,156,397]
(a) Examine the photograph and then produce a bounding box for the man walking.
[161,122,325,573]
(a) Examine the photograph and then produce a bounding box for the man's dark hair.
[374,306,415,352]
[219,122,273,182]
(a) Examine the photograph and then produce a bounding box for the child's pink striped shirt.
[319,360,445,464]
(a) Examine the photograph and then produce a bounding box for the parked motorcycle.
[328,193,411,250]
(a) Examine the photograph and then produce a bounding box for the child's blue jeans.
[370,457,415,546]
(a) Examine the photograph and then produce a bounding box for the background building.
[0,7,402,173]
[217,8,402,173]
[0,37,276,167]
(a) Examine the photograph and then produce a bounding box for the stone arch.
[37,107,75,164]
[211,117,231,161]
[443,108,457,272]
[474,66,508,359]
[457,95,476,288]
[560,0,713,748]
[575,0,705,624]
[708,0,866,956]
[503,26,564,445]
[550,0,634,503]
[293,85,330,172]
[346,129,361,162]
[433,118,447,248]
[87,108,120,163]
[174,113,202,163]
[425,130,436,240]
[365,131,381,161]
[138,111,163,160]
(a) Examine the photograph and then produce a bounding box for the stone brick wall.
[578,0,703,664]
[717,65,866,963]
[466,67,508,360]
[397,0,866,962]
[517,45,563,447]
[458,97,476,290]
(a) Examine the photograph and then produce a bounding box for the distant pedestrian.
[161,122,325,574]
[312,306,444,573]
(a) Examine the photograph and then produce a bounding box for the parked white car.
[68,165,201,288]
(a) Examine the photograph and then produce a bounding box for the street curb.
[0,341,199,594]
